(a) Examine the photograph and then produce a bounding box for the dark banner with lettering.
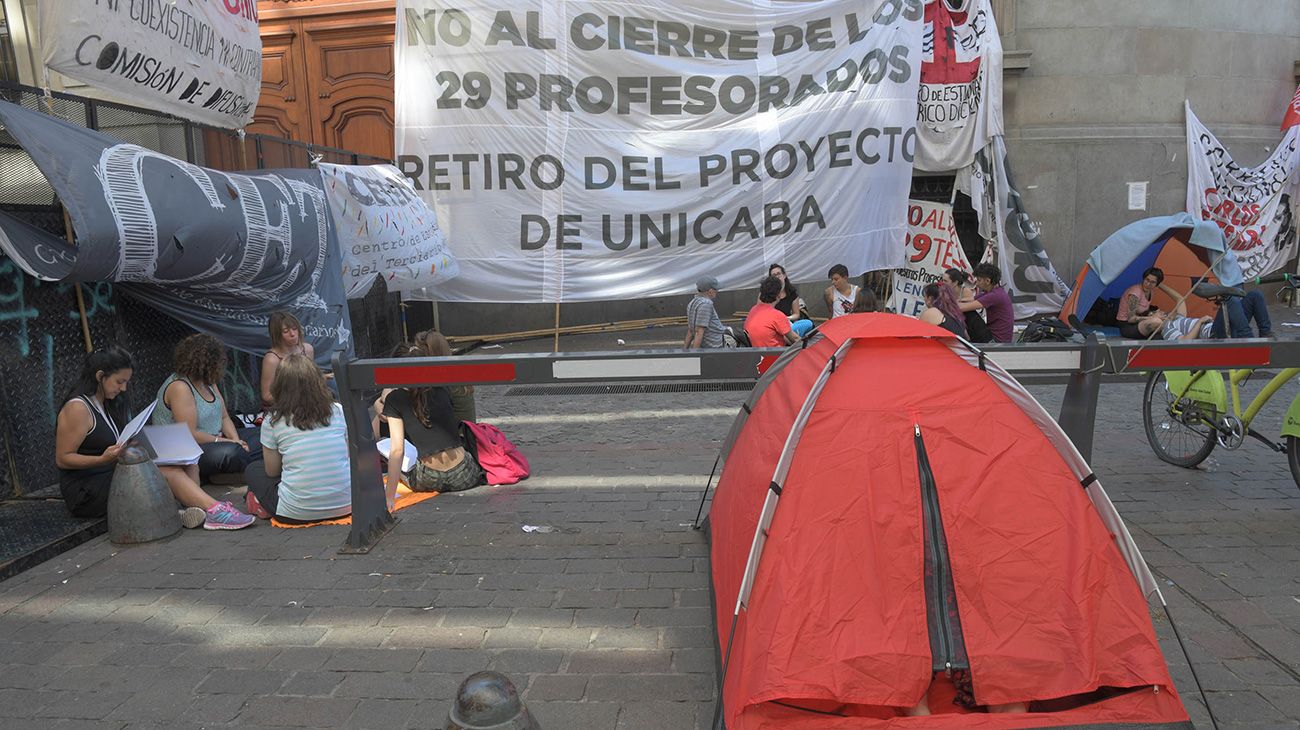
[965,135,1070,319]
[0,101,351,364]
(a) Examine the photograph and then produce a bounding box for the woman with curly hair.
[381,341,483,506]
[152,335,258,520]
[244,355,351,523]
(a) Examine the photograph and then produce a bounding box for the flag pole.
[553,302,561,352]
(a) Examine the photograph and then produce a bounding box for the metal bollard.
[446,671,539,730]
[107,445,181,544]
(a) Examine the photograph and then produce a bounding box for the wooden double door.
[252,2,395,161]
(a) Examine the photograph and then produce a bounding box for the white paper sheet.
[141,424,203,466]
[116,401,157,446]
[376,438,418,473]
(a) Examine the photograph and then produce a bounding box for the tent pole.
[711,614,739,730]
[692,452,722,529]
[62,210,93,353]
[1162,602,1219,730]
[432,300,441,332]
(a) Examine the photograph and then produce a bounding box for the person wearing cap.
[685,276,727,349]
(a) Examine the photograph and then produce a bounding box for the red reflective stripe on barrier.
[373,363,518,386]
[757,355,779,375]
[1126,346,1271,369]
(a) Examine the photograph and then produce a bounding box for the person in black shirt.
[381,343,484,506]
[55,347,134,517]
[768,264,814,337]
[944,268,993,343]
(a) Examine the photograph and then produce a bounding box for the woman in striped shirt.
[243,355,351,523]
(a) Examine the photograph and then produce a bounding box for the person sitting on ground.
[55,346,133,519]
[1117,267,1169,339]
[244,355,351,524]
[153,333,258,484]
[957,263,1014,342]
[919,282,968,338]
[1136,280,1213,341]
[56,346,253,529]
[684,276,727,350]
[746,276,799,347]
[823,264,859,319]
[944,268,993,342]
[852,286,883,313]
[260,311,320,407]
[383,343,485,506]
[413,329,477,423]
[768,264,814,337]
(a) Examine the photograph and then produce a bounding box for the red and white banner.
[1281,84,1300,132]
[891,199,972,316]
[1186,102,1300,279]
[913,0,1003,172]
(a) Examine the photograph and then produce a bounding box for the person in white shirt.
[823,264,859,319]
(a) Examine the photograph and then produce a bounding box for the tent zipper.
[915,424,959,674]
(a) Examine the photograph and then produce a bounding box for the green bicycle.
[1141,275,1300,489]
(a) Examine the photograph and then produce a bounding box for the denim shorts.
[411,454,483,493]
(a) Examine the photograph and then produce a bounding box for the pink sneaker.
[203,501,256,530]
[245,491,272,519]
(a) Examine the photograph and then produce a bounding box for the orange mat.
[271,482,435,528]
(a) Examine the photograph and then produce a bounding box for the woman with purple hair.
[919,282,968,338]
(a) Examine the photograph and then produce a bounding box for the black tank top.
[62,396,121,476]
[938,314,967,338]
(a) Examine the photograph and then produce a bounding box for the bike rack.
[334,335,1300,552]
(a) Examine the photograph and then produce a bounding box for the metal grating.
[0,500,104,582]
[507,381,755,396]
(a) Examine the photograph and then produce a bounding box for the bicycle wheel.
[1143,371,1217,468]
[1287,436,1300,493]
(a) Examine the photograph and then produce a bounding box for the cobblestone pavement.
[0,344,1298,728]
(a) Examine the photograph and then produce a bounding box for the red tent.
[705,313,1191,729]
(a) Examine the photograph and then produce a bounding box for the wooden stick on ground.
[447,315,693,345]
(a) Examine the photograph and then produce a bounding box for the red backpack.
[461,421,530,485]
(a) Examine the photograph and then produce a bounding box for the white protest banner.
[396,0,923,303]
[1186,102,1300,279]
[890,199,971,316]
[319,163,460,298]
[912,0,1002,173]
[964,135,1071,319]
[41,0,261,129]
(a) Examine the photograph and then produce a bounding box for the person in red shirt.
[745,276,799,348]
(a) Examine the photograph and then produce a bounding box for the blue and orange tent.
[1059,213,1244,331]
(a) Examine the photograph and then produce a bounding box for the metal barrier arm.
[1094,337,1290,373]
[345,347,790,388]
